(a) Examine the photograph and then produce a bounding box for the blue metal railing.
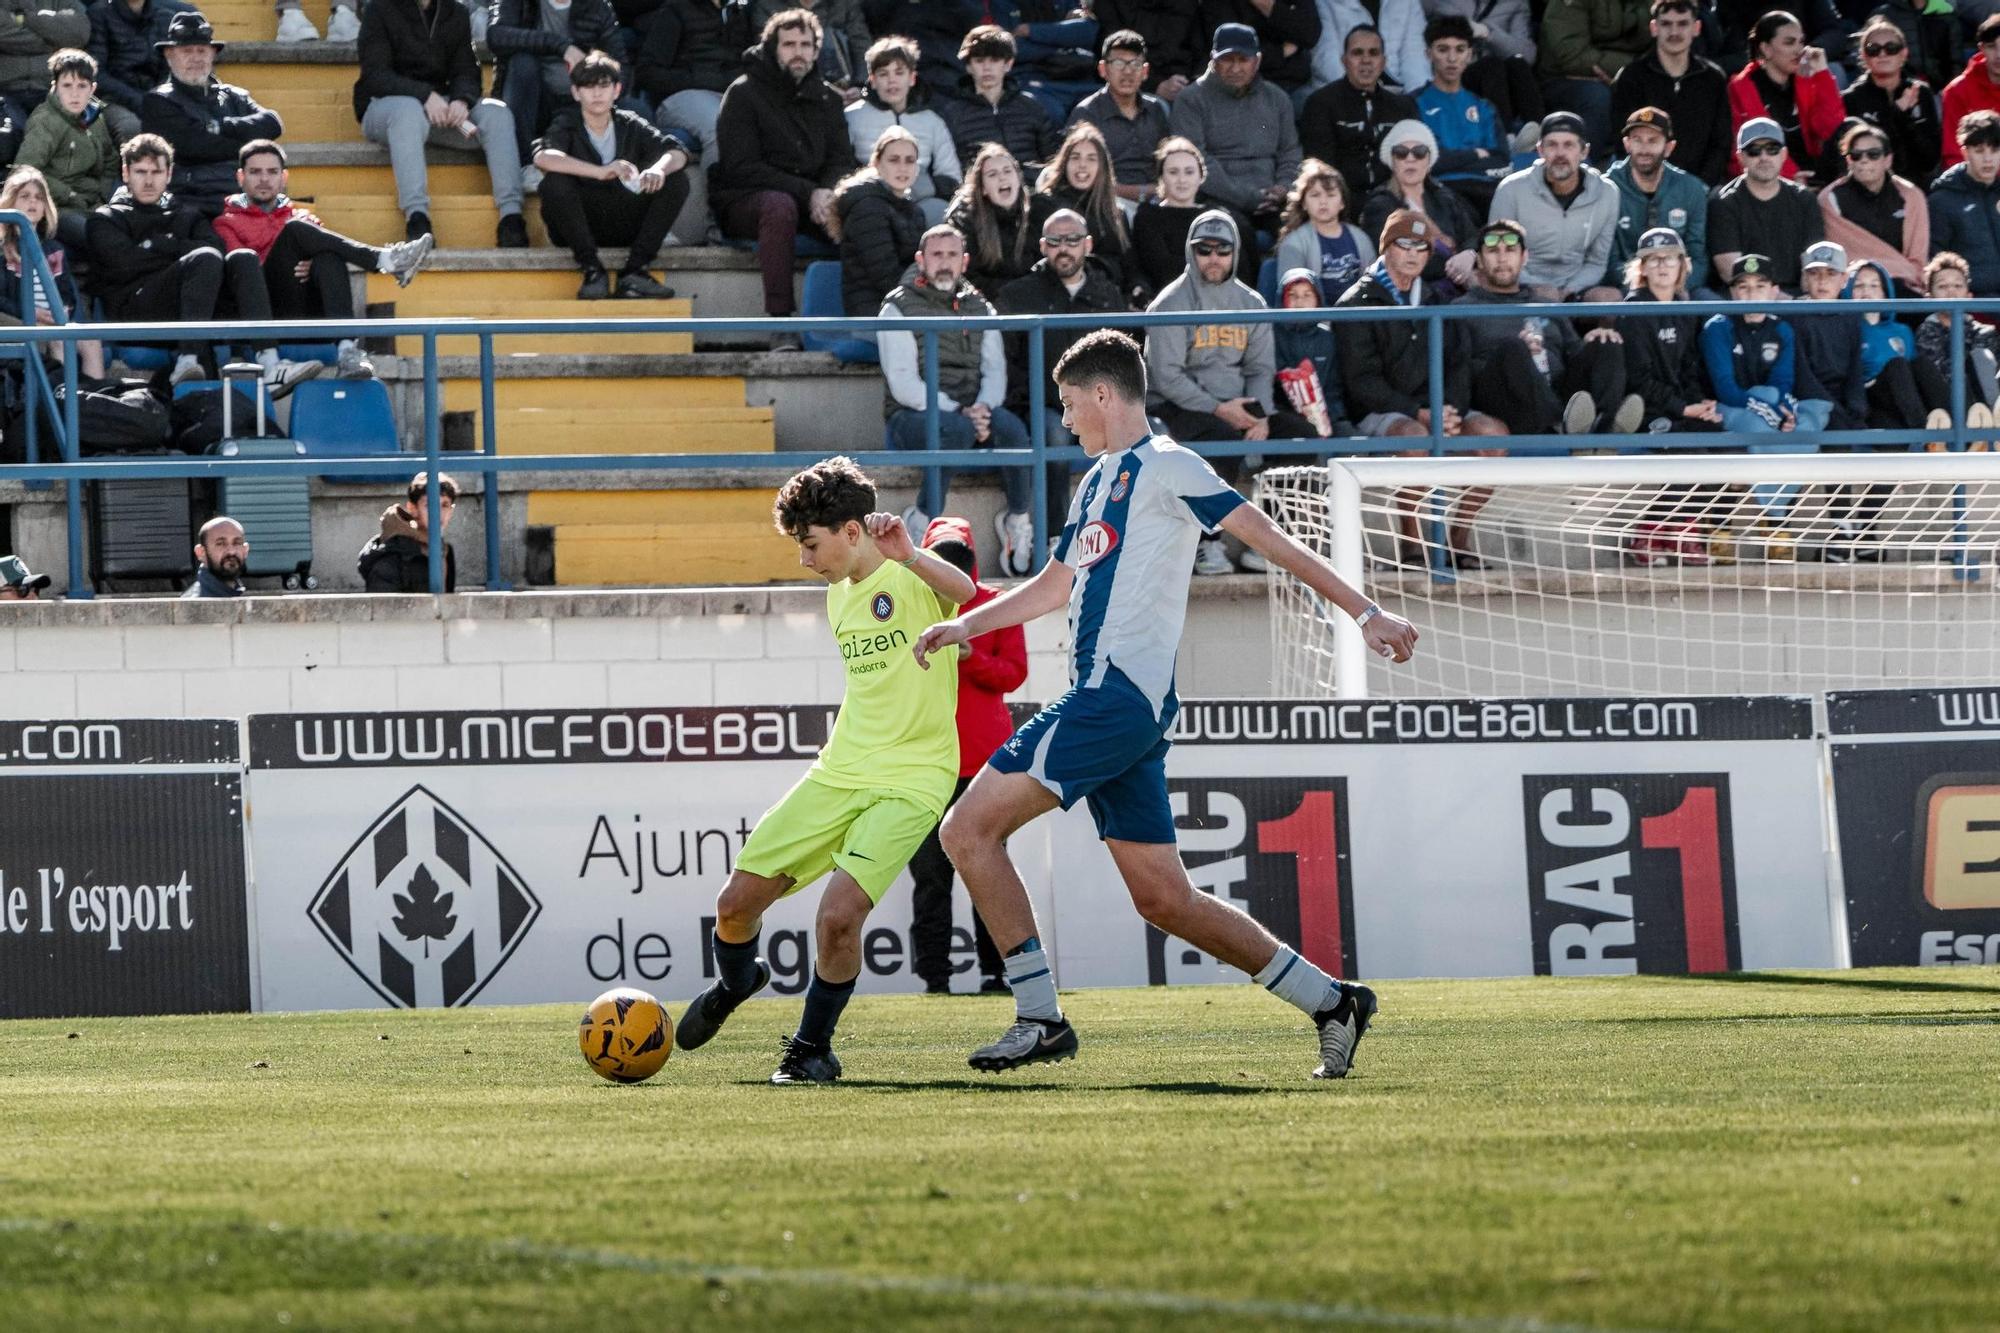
[1,291,1996,596]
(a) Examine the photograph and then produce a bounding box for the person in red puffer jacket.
[907,515,1028,994]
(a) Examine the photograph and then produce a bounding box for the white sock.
[338,338,359,356]
[1254,947,1338,1018]
[1003,938,1061,1022]
[257,348,280,370]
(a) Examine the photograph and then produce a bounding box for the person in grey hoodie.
[1144,207,1315,574]
[1486,110,1622,299]
[1167,24,1302,235]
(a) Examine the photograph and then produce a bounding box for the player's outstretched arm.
[866,511,977,606]
[1220,502,1420,664]
[913,554,1073,669]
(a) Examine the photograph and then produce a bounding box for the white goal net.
[1261,455,2000,699]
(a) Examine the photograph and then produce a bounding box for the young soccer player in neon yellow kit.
[675,456,975,1085]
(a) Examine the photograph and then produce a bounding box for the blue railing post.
[479,333,507,591]
[1946,310,1977,581]
[1027,324,1046,572]
[1424,306,1453,583]
[423,332,444,595]
[921,328,941,516]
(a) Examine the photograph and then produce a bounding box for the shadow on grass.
[1606,1008,2000,1027]
[1659,970,2000,997]
[736,1078,1277,1095]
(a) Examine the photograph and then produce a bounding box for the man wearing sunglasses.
[1608,0,1730,186]
[1817,123,1928,293]
[1144,208,1315,574]
[1941,13,2000,171]
[1708,116,1823,292]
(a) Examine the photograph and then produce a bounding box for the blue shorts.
[987,667,1178,844]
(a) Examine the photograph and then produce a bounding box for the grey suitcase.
[211,363,317,589]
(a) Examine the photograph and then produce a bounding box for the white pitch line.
[0,1216,1654,1333]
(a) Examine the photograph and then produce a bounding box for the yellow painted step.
[444,376,749,412]
[390,299,693,356]
[368,269,605,305]
[233,64,358,97]
[291,163,501,199]
[529,489,781,525]
[206,3,279,40]
[497,408,773,454]
[551,522,801,586]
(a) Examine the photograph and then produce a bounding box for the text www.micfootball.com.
[1173,700,1701,745]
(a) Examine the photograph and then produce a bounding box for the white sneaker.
[1194,537,1233,576]
[275,7,320,41]
[995,508,1033,577]
[378,232,434,288]
[901,503,930,539]
[1561,390,1596,436]
[169,353,204,387]
[325,5,360,40]
[1237,545,1269,573]
[264,358,325,400]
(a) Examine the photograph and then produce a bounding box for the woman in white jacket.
[1311,0,1429,94]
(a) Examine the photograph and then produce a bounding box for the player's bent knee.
[1127,877,1197,931]
[715,868,786,933]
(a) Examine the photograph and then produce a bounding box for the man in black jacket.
[87,133,321,393]
[995,208,1129,529]
[534,54,693,298]
[353,0,527,245]
[359,473,458,593]
[710,7,856,343]
[85,0,186,139]
[1608,0,1731,186]
[1300,25,1419,204]
[637,0,750,165]
[184,516,247,598]
[490,0,619,166]
[139,13,281,215]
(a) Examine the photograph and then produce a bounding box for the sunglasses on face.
[1863,39,1904,55]
[1044,233,1088,247]
[1847,146,1887,161]
[1390,144,1431,160]
[1742,142,1784,158]
[1390,237,1430,251]
[1480,231,1523,249]
[1192,242,1234,256]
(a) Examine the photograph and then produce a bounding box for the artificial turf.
[3,970,1997,1331]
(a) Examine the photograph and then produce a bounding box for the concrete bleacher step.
[232,59,360,142]
[206,0,287,42]
[288,162,546,248]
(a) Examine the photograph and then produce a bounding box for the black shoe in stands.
[496,213,529,248]
[405,211,432,243]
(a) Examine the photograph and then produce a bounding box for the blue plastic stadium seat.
[114,344,172,372]
[1257,256,1279,307]
[279,342,341,364]
[288,378,408,482]
[800,261,879,364]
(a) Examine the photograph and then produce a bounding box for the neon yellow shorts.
[735,775,939,903]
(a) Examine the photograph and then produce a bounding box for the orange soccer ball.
[577,987,674,1083]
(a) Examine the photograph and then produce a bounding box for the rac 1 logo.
[1522,775,1740,976]
[1072,520,1119,567]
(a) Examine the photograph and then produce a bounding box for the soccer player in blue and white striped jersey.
[914,329,1419,1079]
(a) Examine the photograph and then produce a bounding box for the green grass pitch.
[4,971,1999,1332]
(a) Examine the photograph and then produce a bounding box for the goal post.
[1261,454,2000,701]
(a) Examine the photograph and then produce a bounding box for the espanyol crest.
[1110,469,1131,502]
[307,784,541,1008]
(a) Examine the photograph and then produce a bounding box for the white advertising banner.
[244,696,1836,1014]
[1046,696,1838,987]
[244,706,1055,1012]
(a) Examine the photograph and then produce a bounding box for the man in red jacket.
[906,516,1028,994]
[213,138,433,378]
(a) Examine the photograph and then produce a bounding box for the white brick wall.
[0,587,1277,724]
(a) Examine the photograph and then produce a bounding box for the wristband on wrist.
[900,553,920,567]
[1355,603,1382,628]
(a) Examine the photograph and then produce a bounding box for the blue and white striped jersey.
[1051,435,1245,719]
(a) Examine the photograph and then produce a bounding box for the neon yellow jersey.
[809,556,960,816]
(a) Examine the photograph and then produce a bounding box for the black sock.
[793,971,857,1049]
[714,932,761,993]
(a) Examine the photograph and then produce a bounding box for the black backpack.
[2,375,173,461]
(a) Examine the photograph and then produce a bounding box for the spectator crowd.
[4,0,2000,582]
